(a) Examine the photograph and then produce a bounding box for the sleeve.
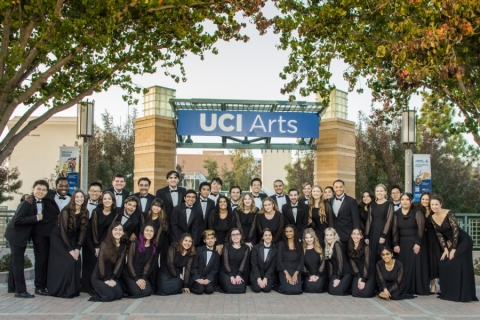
[207,210,215,230]
[362,246,370,281]
[192,211,202,246]
[166,245,178,277]
[13,201,39,225]
[389,263,404,293]
[141,249,155,279]
[140,213,146,231]
[333,242,344,280]
[376,262,387,291]
[448,212,459,249]
[276,242,286,272]
[392,211,399,247]
[97,243,107,280]
[364,206,372,240]
[350,198,360,230]
[58,209,73,250]
[113,244,127,279]
[265,250,278,280]
[295,249,305,272]
[272,213,284,243]
[250,247,260,279]
[301,207,309,234]
[170,208,181,243]
[207,254,220,282]
[433,218,447,250]
[233,213,242,235]
[414,209,425,246]
[325,201,334,228]
[191,254,200,281]
[247,214,257,243]
[256,214,264,240]
[183,256,194,287]
[319,257,326,275]
[76,213,88,249]
[127,241,138,280]
[92,209,100,247]
[349,256,360,278]
[237,246,249,277]
[222,244,233,277]
[381,203,394,239]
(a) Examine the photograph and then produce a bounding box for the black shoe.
[35,288,49,296]
[15,292,35,298]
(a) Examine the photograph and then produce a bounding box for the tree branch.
[457,78,479,116]
[0,8,13,80]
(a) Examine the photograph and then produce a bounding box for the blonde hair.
[375,183,388,201]
[324,227,340,259]
[308,185,326,225]
[302,228,323,259]
[237,193,258,213]
[258,197,280,214]
[202,229,216,239]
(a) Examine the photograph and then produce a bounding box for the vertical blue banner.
[413,154,432,202]
[67,172,79,194]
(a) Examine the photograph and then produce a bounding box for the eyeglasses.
[89,190,101,193]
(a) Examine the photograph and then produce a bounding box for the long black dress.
[376,259,408,300]
[326,241,352,296]
[120,240,155,298]
[276,241,304,295]
[308,202,334,247]
[423,212,441,280]
[218,243,249,293]
[392,207,429,295]
[432,211,478,302]
[234,209,257,245]
[47,210,87,298]
[256,212,284,244]
[365,201,393,264]
[156,243,194,295]
[208,210,241,246]
[359,206,369,232]
[303,248,327,293]
[349,246,375,298]
[140,214,166,292]
[81,208,120,293]
[90,242,126,302]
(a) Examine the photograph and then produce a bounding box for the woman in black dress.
[47,190,89,298]
[325,228,352,296]
[419,191,440,294]
[302,228,327,293]
[156,233,195,295]
[430,195,478,302]
[392,193,429,296]
[358,191,373,232]
[323,186,334,201]
[365,184,393,264]
[121,224,156,298]
[376,247,408,300]
[307,185,333,248]
[256,198,284,244]
[234,193,258,248]
[348,228,375,298]
[208,195,241,255]
[81,191,120,294]
[250,228,277,293]
[89,222,127,302]
[276,225,304,295]
[218,228,250,293]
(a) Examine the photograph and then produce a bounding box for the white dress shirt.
[54,193,71,211]
[332,193,345,217]
[275,193,287,212]
[252,193,263,209]
[208,193,220,205]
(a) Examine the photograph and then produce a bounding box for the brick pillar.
[314,118,356,196]
[134,115,176,193]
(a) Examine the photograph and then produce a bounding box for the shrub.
[475,258,480,277]
[0,253,33,272]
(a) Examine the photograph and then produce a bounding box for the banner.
[413,154,432,202]
[177,110,319,138]
[60,146,79,193]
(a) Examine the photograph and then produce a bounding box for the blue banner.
[177,110,319,138]
[67,172,79,194]
[413,154,432,202]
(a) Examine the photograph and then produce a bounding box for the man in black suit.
[271,179,290,213]
[298,182,312,205]
[114,196,140,241]
[155,170,186,221]
[229,186,242,210]
[105,173,130,210]
[190,230,220,295]
[5,180,48,298]
[134,177,155,217]
[170,189,202,246]
[250,178,267,209]
[86,182,102,217]
[194,182,215,236]
[282,188,307,235]
[208,177,223,205]
[330,179,360,251]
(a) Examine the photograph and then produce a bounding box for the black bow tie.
[200,199,208,202]
[264,246,271,250]
[277,195,284,198]
[57,195,66,200]
[140,195,148,198]
[89,201,98,205]
[170,189,178,193]
[253,195,260,198]
[186,206,192,209]
[232,203,238,207]
[115,192,122,196]
[123,214,130,219]
[36,200,42,203]
[206,248,213,252]
[291,205,298,208]
[335,196,344,201]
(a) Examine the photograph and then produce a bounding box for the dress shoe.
[35,288,49,296]
[14,292,35,298]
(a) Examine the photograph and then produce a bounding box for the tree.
[203,158,219,181]
[284,150,314,192]
[223,149,260,191]
[0,164,22,203]
[0,0,272,164]
[274,0,480,146]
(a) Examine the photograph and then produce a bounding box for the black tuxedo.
[250,243,278,293]
[114,211,140,239]
[282,202,308,235]
[170,203,202,246]
[190,246,220,294]
[298,196,309,206]
[133,192,155,216]
[105,187,131,209]
[155,186,186,221]
[330,194,360,243]
[194,197,216,234]
[272,193,291,212]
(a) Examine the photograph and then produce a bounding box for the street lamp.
[77,100,95,191]
[401,109,416,193]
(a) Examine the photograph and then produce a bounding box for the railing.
[0,210,15,247]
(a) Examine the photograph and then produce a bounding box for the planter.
[0,267,34,283]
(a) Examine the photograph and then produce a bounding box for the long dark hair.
[215,195,232,213]
[418,191,432,215]
[175,233,196,256]
[147,198,168,232]
[138,223,156,256]
[282,224,302,252]
[62,190,89,233]
[97,191,117,212]
[358,190,374,210]
[102,222,125,263]
[347,228,366,260]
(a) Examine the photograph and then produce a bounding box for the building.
[177,151,233,178]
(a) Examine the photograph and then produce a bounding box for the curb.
[0,267,34,283]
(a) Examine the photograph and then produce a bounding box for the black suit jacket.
[5,200,40,247]
[105,187,131,209]
[194,197,216,233]
[32,192,60,237]
[155,186,186,221]
[272,194,291,211]
[282,202,308,234]
[133,192,155,216]
[170,203,202,246]
[250,242,278,280]
[298,196,309,206]
[191,246,220,282]
[114,211,140,239]
[330,194,360,242]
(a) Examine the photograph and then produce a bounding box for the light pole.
[401,109,416,194]
[77,100,94,192]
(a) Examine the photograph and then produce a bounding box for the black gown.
[432,211,478,302]
[308,202,334,247]
[81,208,120,293]
[359,206,369,232]
[256,212,284,244]
[392,207,429,295]
[303,248,327,293]
[235,209,257,245]
[140,214,167,292]
[47,211,87,298]
[156,243,194,295]
[208,210,241,246]
[218,243,249,293]
[276,241,304,295]
[120,240,155,298]
[376,259,408,300]
[90,242,126,302]
[326,241,352,296]
[349,246,375,298]
[365,201,393,264]
[424,213,441,279]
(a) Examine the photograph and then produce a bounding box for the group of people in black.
[5,171,478,303]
